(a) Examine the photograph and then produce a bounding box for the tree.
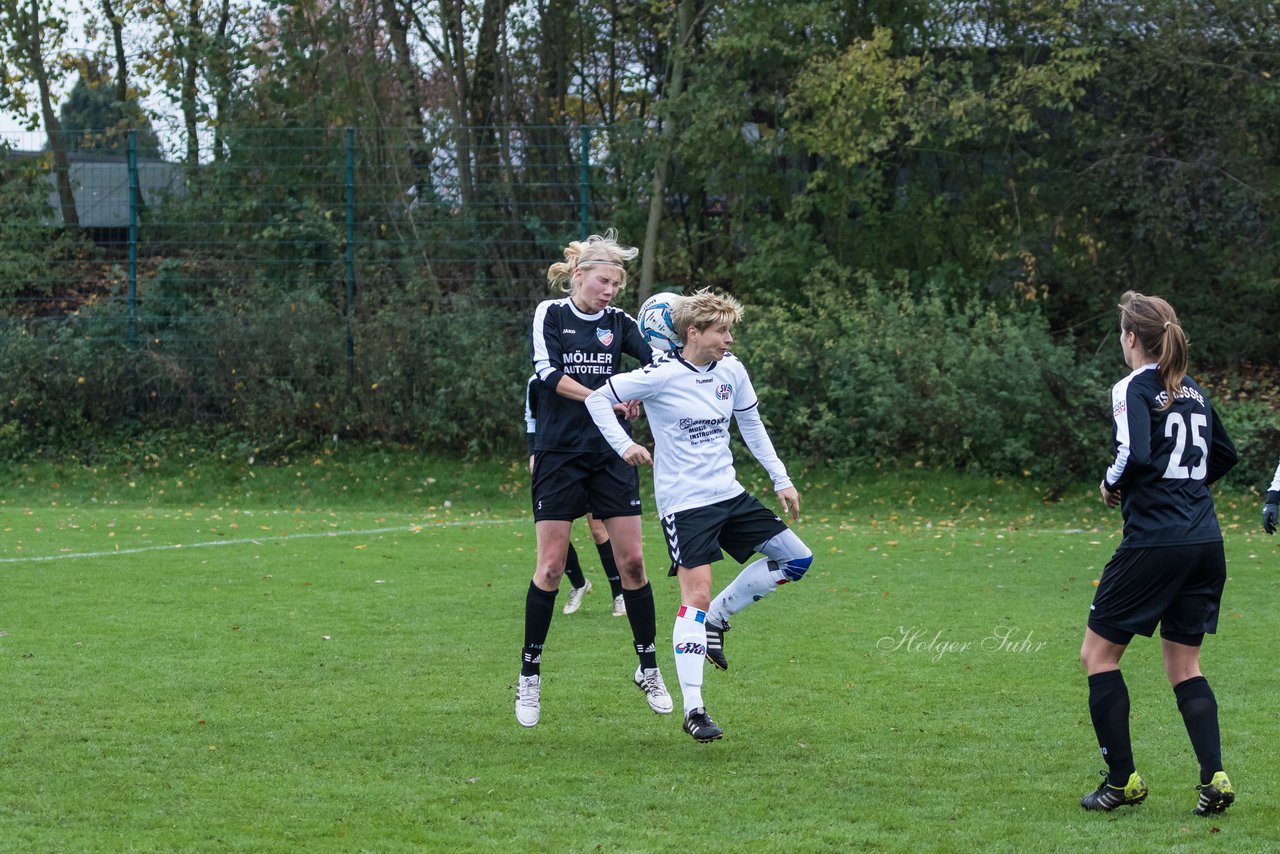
[134,0,251,163]
[58,57,163,155]
[638,0,710,301]
[0,0,79,228]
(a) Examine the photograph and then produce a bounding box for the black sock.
[1088,670,1135,787]
[596,540,623,597]
[521,581,557,677]
[564,542,586,589]
[622,582,658,670]
[1174,675,1222,785]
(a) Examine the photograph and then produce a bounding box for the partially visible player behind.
[585,288,812,743]
[515,231,671,728]
[1080,291,1238,815]
[523,375,626,616]
[1261,458,1279,534]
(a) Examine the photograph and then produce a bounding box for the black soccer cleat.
[705,619,729,671]
[683,707,723,743]
[1080,770,1148,811]
[1193,771,1235,816]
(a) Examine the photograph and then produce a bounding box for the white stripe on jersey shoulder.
[1111,363,1156,404]
[531,301,555,381]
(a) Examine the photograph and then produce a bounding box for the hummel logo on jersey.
[597,328,614,346]
[695,377,713,384]
[563,328,576,333]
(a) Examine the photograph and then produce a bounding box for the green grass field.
[2,454,1278,852]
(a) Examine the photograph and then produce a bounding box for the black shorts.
[531,450,641,522]
[661,492,788,576]
[1088,541,1226,646]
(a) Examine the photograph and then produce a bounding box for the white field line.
[0,517,523,565]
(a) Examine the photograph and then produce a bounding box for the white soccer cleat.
[562,578,591,614]
[612,594,627,617]
[515,674,541,727]
[634,666,673,714]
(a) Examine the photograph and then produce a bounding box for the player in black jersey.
[1079,291,1238,816]
[515,231,671,728]
[523,375,627,616]
[1261,459,1279,534]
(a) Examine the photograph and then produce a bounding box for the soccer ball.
[638,292,682,352]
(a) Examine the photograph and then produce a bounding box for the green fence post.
[345,127,356,379]
[127,129,139,351]
[579,126,590,240]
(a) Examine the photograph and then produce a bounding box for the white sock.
[708,557,787,626]
[673,605,707,713]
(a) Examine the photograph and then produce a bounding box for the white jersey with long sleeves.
[1270,458,1280,493]
[586,351,792,518]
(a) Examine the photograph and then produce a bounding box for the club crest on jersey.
[716,383,732,400]
[596,328,614,347]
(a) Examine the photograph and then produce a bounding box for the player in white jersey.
[1262,459,1280,534]
[585,288,813,742]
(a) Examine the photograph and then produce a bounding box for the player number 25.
[1163,412,1208,481]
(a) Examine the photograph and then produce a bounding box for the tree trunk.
[639,0,694,300]
[210,0,231,161]
[430,0,475,207]
[21,0,79,228]
[385,0,432,197]
[102,0,128,103]
[182,1,200,164]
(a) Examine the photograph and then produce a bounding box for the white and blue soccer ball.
[638,292,682,352]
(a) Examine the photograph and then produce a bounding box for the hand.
[528,454,535,475]
[622,444,652,467]
[777,486,801,522]
[1100,480,1121,508]
[612,400,640,421]
[1264,503,1277,535]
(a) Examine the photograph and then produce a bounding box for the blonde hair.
[546,229,639,294]
[1118,290,1189,410]
[671,287,743,340]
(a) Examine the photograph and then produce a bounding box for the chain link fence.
[1,124,641,452]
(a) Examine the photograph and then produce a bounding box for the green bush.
[733,267,1108,489]
[1214,396,1280,492]
[0,280,532,462]
[6,267,1272,487]
[0,310,136,457]
[349,291,529,454]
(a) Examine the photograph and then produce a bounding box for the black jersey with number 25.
[530,297,651,454]
[1103,365,1237,549]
